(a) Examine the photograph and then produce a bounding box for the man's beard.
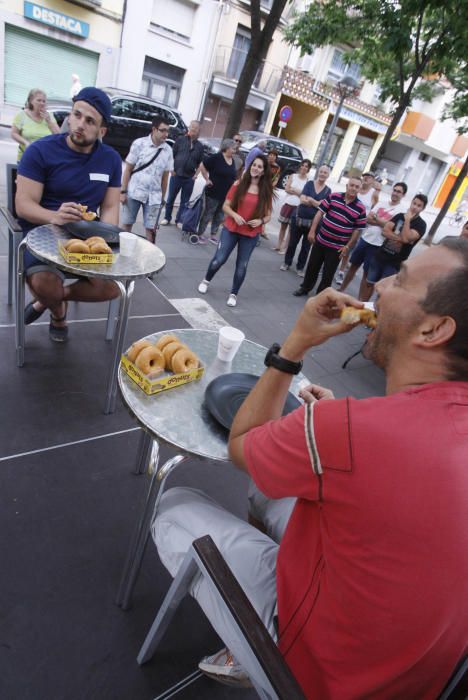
[70,131,96,148]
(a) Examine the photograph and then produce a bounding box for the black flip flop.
[24,301,46,325]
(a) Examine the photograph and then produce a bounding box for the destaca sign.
[24,2,90,38]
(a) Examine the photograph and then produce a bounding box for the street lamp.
[317,73,359,167]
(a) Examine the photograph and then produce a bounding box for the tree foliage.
[285,0,468,163]
[222,0,289,139]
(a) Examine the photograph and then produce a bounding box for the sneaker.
[280,263,290,271]
[176,222,183,230]
[209,236,218,244]
[197,235,209,245]
[199,648,251,688]
[227,294,237,307]
[160,219,169,226]
[297,269,305,277]
[198,280,209,294]
[335,270,344,284]
[293,287,308,297]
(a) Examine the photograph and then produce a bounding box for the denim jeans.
[164,174,195,223]
[284,217,311,270]
[366,255,399,284]
[205,226,259,294]
[198,195,224,236]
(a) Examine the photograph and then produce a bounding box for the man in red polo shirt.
[153,237,468,698]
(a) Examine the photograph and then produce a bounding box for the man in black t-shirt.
[366,193,427,286]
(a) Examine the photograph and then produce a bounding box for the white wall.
[117,0,219,122]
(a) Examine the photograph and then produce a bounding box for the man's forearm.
[309,210,323,235]
[15,197,55,225]
[121,164,133,191]
[347,228,361,249]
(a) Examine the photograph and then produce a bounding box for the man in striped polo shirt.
[293,175,367,296]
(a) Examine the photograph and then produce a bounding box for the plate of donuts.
[204,373,301,430]
[121,333,204,395]
[65,221,121,245]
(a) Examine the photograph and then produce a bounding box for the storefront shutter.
[5,25,99,105]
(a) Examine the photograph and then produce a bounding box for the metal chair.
[137,534,306,700]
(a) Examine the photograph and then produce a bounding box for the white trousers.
[152,484,295,662]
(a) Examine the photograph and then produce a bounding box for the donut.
[135,346,165,375]
[89,242,112,254]
[127,339,153,363]
[162,341,186,370]
[65,238,85,250]
[155,333,180,351]
[66,240,89,253]
[341,306,377,329]
[78,204,88,213]
[82,211,97,221]
[172,348,199,373]
[86,236,106,246]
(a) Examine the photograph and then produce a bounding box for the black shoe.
[24,301,46,325]
[293,288,308,297]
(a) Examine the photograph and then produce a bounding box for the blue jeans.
[366,255,399,284]
[164,174,194,223]
[205,226,259,295]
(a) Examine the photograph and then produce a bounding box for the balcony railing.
[213,45,283,97]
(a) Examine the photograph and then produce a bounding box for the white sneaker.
[297,269,305,277]
[176,222,183,230]
[227,294,237,307]
[280,263,289,271]
[335,270,344,284]
[199,648,251,688]
[198,280,209,294]
[160,219,169,226]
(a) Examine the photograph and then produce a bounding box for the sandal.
[24,301,46,325]
[49,302,68,343]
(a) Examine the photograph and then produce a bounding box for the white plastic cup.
[217,326,245,362]
[119,231,137,256]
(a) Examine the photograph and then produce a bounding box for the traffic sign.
[278,120,287,128]
[279,105,293,122]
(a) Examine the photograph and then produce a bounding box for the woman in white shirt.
[274,159,312,254]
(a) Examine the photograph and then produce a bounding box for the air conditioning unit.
[297,55,314,73]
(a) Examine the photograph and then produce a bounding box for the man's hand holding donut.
[281,288,364,360]
[50,202,84,226]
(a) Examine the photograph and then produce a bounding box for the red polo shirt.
[244,382,468,699]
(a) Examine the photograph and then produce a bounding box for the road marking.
[0,426,140,463]
[152,670,204,700]
[169,297,228,330]
[0,311,181,329]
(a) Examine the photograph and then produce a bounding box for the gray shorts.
[121,197,162,229]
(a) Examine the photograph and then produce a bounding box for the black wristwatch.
[264,343,303,375]
[120,189,128,194]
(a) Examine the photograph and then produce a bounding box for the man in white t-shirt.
[340,181,407,300]
[120,116,174,241]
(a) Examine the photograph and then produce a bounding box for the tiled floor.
[0,214,384,700]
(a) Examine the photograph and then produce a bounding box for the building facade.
[0,0,123,123]
[269,41,467,207]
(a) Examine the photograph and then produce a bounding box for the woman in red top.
[197,155,273,307]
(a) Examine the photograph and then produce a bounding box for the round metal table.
[16,224,166,413]
[116,328,307,609]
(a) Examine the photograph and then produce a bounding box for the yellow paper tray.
[59,244,114,264]
[120,354,204,395]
